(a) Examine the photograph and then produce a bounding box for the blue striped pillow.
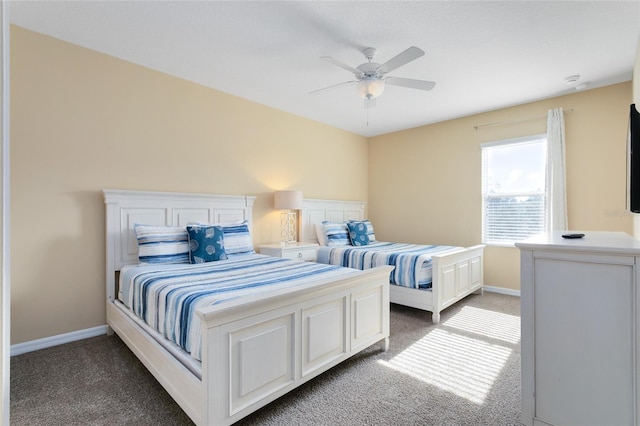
[322,221,352,246]
[218,220,255,255]
[349,219,376,242]
[134,224,189,264]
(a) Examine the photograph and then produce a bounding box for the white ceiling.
[9,1,640,137]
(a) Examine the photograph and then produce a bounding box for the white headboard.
[299,198,366,244]
[103,189,255,302]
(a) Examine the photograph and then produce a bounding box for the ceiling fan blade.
[378,46,425,74]
[320,56,363,77]
[309,80,358,95]
[385,76,436,91]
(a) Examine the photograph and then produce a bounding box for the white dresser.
[517,231,640,426]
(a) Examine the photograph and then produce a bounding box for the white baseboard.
[10,325,108,357]
[483,285,520,297]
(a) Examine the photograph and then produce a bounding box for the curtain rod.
[473,108,574,130]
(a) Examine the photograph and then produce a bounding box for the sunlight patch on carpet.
[378,329,511,404]
[378,306,519,404]
[442,306,520,344]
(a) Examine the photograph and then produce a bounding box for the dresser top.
[515,231,640,255]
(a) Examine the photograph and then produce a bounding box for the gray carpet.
[11,292,521,425]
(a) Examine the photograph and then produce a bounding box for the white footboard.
[108,266,391,426]
[389,245,484,323]
[199,266,391,425]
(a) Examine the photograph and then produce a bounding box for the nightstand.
[259,242,319,262]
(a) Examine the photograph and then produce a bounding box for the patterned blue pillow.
[349,219,376,242]
[347,221,370,246]
[218,220,255,255]
[322,221,352,246]
[187,225,227,263]
[134,224,189,264]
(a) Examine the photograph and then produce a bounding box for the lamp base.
[280,211,297,245]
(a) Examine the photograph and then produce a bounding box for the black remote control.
[561,233,585,239]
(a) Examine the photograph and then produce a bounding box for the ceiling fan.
[310,46,436,107]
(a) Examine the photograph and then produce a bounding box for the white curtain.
[546,108,568,230]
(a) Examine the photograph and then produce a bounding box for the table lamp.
[274,190,303,245]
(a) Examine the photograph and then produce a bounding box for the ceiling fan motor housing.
[356,62,383,79]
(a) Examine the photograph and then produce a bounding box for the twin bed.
[103,190,483,425]
[299,198,485,324]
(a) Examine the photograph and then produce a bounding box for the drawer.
[282,247,317,261]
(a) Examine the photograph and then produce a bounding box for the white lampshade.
[274,190,303,210]
[356,77,385,100]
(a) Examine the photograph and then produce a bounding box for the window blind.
[481,135,548,245]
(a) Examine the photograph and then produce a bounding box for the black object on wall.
[628,104,640,213]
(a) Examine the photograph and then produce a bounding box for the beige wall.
[369,83,633,291]
[9,24,636,344]
[10,26,368,344]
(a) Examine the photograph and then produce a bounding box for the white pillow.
[315,223,328,246]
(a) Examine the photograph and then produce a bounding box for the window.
[482,135,548,245]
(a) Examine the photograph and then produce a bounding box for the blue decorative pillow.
[218,220,255,255]
[322,221,351,246]
[347,221,370,246]
[187,225,227,263]
[134,224,190,264]
[349,219,376,242]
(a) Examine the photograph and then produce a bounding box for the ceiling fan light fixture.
[356,77,385,100]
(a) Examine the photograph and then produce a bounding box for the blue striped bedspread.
[118,254,359,361]
[317,242,461,289]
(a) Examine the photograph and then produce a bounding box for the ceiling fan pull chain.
[364,98,375,126]
[366,102,369,126]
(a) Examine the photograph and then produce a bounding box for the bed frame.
[300,198,484,323]
[103,189,392,425]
